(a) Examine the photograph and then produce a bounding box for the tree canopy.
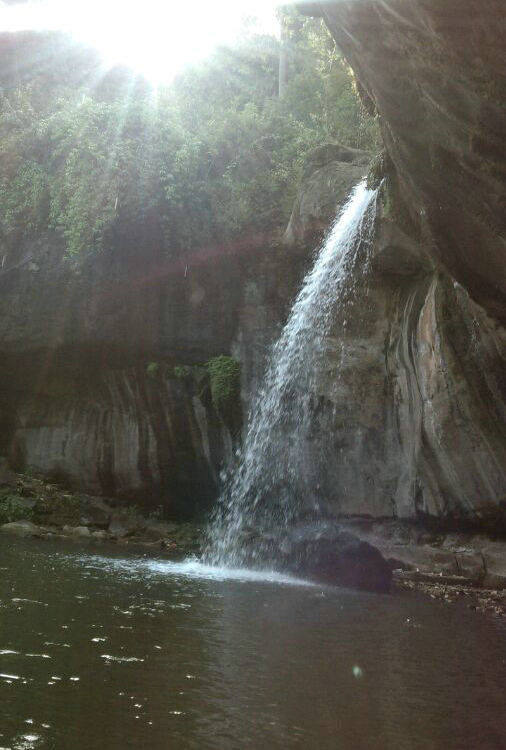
[0,13,379,260]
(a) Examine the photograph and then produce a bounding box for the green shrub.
[0,495,34,524]
[146,361,160,378]
[173,365,192,379]
[206,356,241,414]
[0,17,379,260]
[34,491,81,524]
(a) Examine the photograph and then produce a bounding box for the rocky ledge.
[342,518,506,618]
[0,468,201,557]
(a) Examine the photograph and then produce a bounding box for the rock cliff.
[302,0,506,324]
[293,0,506,525]
[1,1,505,528]
[0,148,365,515]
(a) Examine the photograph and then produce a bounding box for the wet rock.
[284,145,370,247]
[79,499,111,529]
[285,3,506,526]
[108,515,141,539]
[275,522,392,592]
[0,520,41,537]
[0,457,17,487]
[63,525,91,538]
[315,0,506,324]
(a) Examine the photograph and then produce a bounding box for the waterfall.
[206,181,378,566]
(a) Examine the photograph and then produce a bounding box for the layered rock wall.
[0,154,362,514]
[1,2,505,526]
[292,1,506,523]
[304,0,506,324]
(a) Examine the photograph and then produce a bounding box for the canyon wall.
[1,0,505,526]
[0,146,365,516]
[293,0,505,524]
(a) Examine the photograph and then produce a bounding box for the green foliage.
[0,18,379,260]
[146,361,160,378]
[173,365,192,379]
[206,355,241,413]
[276,10,379,150]
[0,494,33,524]
[34,491,81,525]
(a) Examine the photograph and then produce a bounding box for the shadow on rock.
[244,521,392,593]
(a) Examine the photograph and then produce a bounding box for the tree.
[0,14,379,261]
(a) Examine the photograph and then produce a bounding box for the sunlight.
[0,0,281,82]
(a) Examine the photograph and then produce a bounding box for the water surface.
[1,537,506,749]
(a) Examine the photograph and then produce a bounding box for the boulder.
[63,525,91,538]
[108,514,142,539]
[0,520,41,537]
[253,521,392,592]
[284,144,370,247]
[281,523,392,592]
[79,498,111,529]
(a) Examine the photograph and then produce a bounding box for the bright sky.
[0,0,282,81]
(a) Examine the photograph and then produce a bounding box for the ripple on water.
[14,733,41,749]
[100,655,144,663]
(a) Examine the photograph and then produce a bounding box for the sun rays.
[1,0,280,83]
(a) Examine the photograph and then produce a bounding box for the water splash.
[206,181,378,565]
[76,554,313,586]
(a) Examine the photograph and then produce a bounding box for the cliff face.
[0,231,241,516]
[1,2,505,526]
[306,0,506,325]
[293,0,506,523]
[0,150,366,515]
[295,192,506,522]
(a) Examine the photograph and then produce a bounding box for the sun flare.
[1,0,281,81]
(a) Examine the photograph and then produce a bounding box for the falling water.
[206,181,378,565]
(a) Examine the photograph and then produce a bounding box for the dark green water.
[1,536,505,749]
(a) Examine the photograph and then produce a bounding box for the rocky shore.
[3,465,506,618]
[342,518,506,619]
[0,466,202,558]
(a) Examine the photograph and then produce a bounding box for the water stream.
[207,181,378,565]
[2,537,506,749]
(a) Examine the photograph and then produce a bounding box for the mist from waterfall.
[206,181,378,565]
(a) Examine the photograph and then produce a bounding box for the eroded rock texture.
[293,0,506,523]
[0,236,240,516]
[2,2,505,527]
[0,150,365,515]
[304,0,506,324]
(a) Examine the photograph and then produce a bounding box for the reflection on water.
[1,536,506,749]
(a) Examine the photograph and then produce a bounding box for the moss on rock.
[205,355,241,434]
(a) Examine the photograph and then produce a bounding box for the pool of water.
[1,536,506,749]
